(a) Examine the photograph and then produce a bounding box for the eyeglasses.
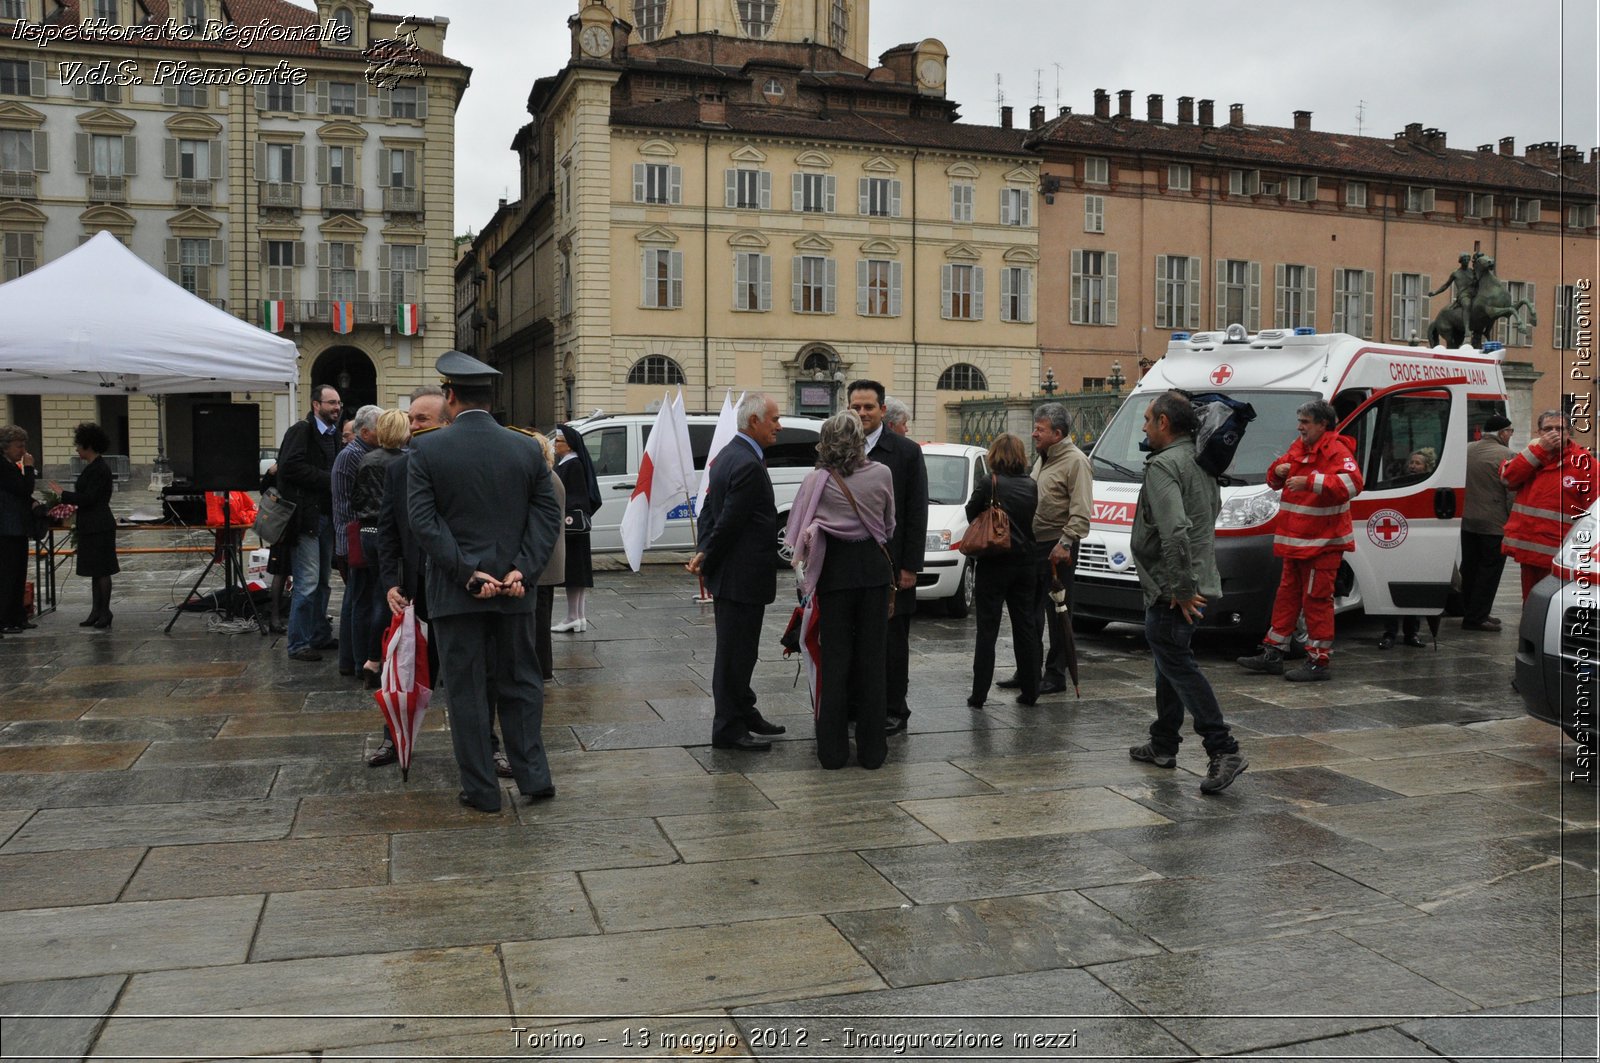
[318,399,343,407]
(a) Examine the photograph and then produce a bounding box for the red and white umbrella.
[373,604,432,780]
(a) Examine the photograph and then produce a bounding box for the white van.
[573,412,827,561]
[1073,326,1509,634]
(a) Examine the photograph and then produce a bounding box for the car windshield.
[1089,389,1321,485]
[924,454,972,505]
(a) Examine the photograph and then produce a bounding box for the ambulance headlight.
[1215,489,1280,530]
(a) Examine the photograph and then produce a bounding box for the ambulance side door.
[1336,383,1464,614]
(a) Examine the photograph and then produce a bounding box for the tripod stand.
[165,492,266,635]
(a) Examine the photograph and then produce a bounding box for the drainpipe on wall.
[910,149,919,423]
[703,130,711,411]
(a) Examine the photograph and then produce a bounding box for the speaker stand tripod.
[165,494,266,635]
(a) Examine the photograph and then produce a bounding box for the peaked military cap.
[436,350,501,388]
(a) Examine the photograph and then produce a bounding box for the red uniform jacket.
[1500,439,1598,567]
[1266,432,1364,559]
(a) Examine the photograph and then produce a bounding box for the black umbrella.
[1048,559,1081,697]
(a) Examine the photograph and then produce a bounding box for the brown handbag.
[959,475,1013,557]
[827,470,897,619]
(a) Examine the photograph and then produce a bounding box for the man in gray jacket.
[1127,391,1246,794]
[408,352,562,812]
[1460,414,1514,631]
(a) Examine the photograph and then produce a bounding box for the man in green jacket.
[1128,391,1246,794]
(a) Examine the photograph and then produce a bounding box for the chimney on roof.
[1228,103,1244,127]
[1423,127,1446,151]
[1499,136,1515,156]
[1059,105,1071,118]
[1177,96,1194,124]
[1000,105,1013,129]
[1029,104,1045,130]
[1399,122,1424,145]
[1561,143,1582,174]
[1147,94,1163,122]
[1093,88,1109,119]
[1477,143,1494,153]
[1198,99,1214,127]
[697,92,727,125]
[1591,147,1599,167]
[1293,110,1311,131]
[1525,140,1558,167]
[1117,89,1132,118]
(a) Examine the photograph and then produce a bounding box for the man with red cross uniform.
[1500,410,1598,599]
[1238,400,1363,682]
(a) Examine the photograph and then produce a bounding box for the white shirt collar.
[865,425,884,452]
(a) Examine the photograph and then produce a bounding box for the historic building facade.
[1025,90,1598,434]
[478,0,1039,439]
[0,0,468,472]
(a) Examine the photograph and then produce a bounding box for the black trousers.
[711,598,765,745]
[973,554,1041,701]
[432,610,549,811]
[1031,542,1074,684]
[884,589,914,720]
[817,586,889,770]
[1460,529,1509,624]
[0,535,27,629]
[535,585,555,680]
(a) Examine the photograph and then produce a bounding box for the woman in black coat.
[0,425,38,634]
[551,424,601,633]
[965,432,1040,707]
[61,422,118,629]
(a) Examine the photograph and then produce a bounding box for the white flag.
[619,390,697,571]
[697,390,745,519]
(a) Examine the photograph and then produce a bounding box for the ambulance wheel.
[945,561,974,618]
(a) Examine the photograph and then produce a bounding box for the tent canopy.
[0,231,299,395]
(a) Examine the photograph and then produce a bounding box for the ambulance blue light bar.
[1293,327,1316,335]
[1171,332,1191,341]
[1483,341,1505,353]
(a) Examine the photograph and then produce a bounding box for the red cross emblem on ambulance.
[1210,364,1234,385]
[1366,509,1408,549]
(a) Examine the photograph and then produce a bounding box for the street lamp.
[1041,366,1058,395]
[1108,360,1125,393]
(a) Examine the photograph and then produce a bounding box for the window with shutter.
[0,60,29,97]
[1072,250,1116,325]
[1083,156,1108,185]
[1278,264,1313,329]
[1555,285,1577,349]
[1084,195,1103,233]
[1345,181,1367,208]
[793,255,834,314]
[945,264,978,320]
[1,231,36,280]
[1001,267,1031,323]
[1167,164,1191,192]
[733,251,770,311]
[1155,255,1198,329]
[1000,188,1030,226]
[641,249,682,309]
[1216,259,1260,331]
[264,240,297,301]
[950,183,973,222]
[1391,273,1429,342]
[860,259,897,317]
[328,82,358,115]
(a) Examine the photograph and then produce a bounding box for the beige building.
[1026,90,1599,436]
[0,0,468,473]
[472,0,1039,439]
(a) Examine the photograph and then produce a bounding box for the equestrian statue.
[1427,251,1537,348]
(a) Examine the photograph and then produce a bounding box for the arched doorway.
[310,347,377,422]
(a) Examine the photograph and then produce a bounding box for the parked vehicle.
[915,442,988,617]
[573,412,826,562]
[1517,499,1598,741]
[1074,325,1509,635]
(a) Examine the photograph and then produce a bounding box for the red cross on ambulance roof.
[1210,364,1234,385]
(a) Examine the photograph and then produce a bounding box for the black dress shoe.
[711,735,772,751]
[966,695,985,708]
[884,716,909,735]
[1015,694,1039,707]
[312,637,339,651]
[1037,679,1066,695]
[1378,632,1396,650]
[288,649,323,662]
[524,786,556,802]
[92,614,113,629]
[1401,634,1426,648]
[366,744,397,768]
[457,792,501,813]
[748,716,787,736]
[996,675,1022,689]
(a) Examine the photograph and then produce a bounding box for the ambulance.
[1072,325,1509,635]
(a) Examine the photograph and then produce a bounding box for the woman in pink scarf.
[787,411,896,769]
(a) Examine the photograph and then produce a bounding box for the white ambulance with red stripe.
[1072,325,1508,635]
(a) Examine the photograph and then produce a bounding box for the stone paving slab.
[1325,750,1554,796]
[0,740,149,773]
[0,845,144,911]
[1234,1025,1444,1057]
[1090,812,1386,877]
[51,662,247,683]
[0,716,224,745]
[950,746,1202,793]
[389,818,680,882]
[1315,837,1591,914]
[656,802,942,862]
[1,797,297,852]
[0,974,126,1063]
[84,691,310,717]
[0,809,29,846]
[123,835,390,901]
[899,786,1172,843]
[291,788,532,837]
[1478,781,1600,829]
[1303,721,1515,759]
[1295,793,1566,850]
[860,831,1161,903]
[0,895,262,983]
[743,761,996,808]
[1398,993,1598,1063]
[1110,766,1404,824]
[0,698,95,722]
[216,709,447,738]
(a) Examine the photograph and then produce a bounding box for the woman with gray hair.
[0,425,37,634]
[786,410,896,769]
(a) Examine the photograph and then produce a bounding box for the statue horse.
[1427,257,1538,348]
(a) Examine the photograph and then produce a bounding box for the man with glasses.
[276,384,344,661]
[1501,411,1598,599]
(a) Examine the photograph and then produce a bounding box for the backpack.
[1186,392,1256,479]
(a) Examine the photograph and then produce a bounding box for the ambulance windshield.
[1089,390,1321,485]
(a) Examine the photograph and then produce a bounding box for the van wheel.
[775,518,793,567]
[1071,615,1109,633]
[946,561,974,618]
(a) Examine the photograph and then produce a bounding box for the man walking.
[1460,414,1515,630]
[1002,402,1091,696]
[848,381,927,735]
[408,352,561,812]
[1128,391,1246,793]
[1238,400,1362,682]
[1501,410,1599,598]
[276,384,343,662]
[688,393,788,751]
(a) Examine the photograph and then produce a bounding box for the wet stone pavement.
[0,540,1595,1062]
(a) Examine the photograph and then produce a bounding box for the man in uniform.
[848,381,928,734]
[408,352,562,812]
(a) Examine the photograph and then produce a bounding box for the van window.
[1360,392,1450,490]
[641,423,717,469]
[925,453,973,505]
[1468,398,1508,441]
[583,426,629,477]
[1090,389,1320,485]
[766,426,820,469]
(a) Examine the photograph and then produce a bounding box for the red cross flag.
[697,390,745,518]
[620,389,696,571]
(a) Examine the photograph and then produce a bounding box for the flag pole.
[672,389,715,604]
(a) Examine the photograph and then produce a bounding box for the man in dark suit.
[408,353,561,813]
[848,380,928,734]
[276,384,342,661]
[688,392,788,752]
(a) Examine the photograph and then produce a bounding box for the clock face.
[917,58,945,88]
[580,25,613,56]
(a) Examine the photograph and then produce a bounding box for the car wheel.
[945,560,974,618]
[775,517,793,567]
[1071,614,1109,633]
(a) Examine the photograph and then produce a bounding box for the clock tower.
[571,0,617,61]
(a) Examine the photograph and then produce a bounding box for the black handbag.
[564,505,592,536]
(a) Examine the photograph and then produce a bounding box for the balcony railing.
[382,186,423,214]
[321,184,363,212]
[175,178,213,206]
[258,181,300,209]
[87,175,128,203]
[299,300,424,327]
[0,171,37,199]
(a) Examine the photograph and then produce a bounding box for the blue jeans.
[1144,604,1238,758]
[287,515,334,655]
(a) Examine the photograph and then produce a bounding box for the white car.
[573,412,826,562]
[915,442,989,617]
[1516,499,1599,741]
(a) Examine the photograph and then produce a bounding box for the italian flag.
[330,301,355,334]
[395,303,420,336]
[261,300,285,333]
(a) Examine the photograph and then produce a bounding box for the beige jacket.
[1031,437,1093,542]
[538,475,568,586]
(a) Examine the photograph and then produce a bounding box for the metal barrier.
[950,390,1127,451]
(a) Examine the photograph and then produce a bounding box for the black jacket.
[0,456,37,539]
[377,449,423,598]
[275,412,336,535]
[696,437,777,605]
[62,457,114,534]
[965,471,1038,557]
[868,429,929,599]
